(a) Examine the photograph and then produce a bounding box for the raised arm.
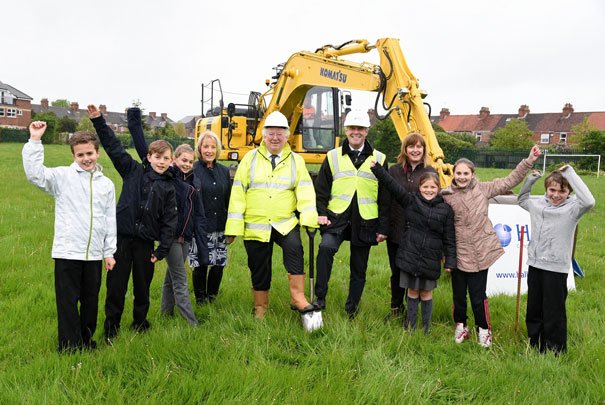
[88,104,139,178]
[484,145,541,198]
[22,121,61,195]
[370,162,412,208]
[127,107,149,162]
[517,170,542,211]
[560,165,596,216]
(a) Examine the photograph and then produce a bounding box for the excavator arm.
[260,38,452,185]
[196,38,452,185]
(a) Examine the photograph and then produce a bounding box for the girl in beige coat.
[443,145,541,347]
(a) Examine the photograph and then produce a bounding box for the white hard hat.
[343,110,370,128]
[263,111,289,128]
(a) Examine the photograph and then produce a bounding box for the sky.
[4,0,604,121]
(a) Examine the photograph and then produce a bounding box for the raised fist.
[29,121,47,140]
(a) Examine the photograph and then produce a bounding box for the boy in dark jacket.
[372,164,456,333]
[87,105,178,342]
[128,107,208,326]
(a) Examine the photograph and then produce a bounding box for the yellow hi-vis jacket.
[225,142,318,242]
[326,147,386,220]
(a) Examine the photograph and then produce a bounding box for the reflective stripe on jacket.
[326,147,385,219]
[225,142,318,242]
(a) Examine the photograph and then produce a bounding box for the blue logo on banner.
[494,223,512,247]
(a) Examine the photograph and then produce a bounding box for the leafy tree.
[51,99,70,108]
[435,131,475,164]
[76,116,95,134]
[367,118,401,162]
[432,122,446,133]
[173,122,187,138]
[579,129,605,156]
[570,117,596,144]
[31,111,58,144]
[57,116,78,133]
[489,119,534,150]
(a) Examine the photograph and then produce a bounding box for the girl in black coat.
[372,164,456,333]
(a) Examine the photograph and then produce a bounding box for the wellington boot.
[252,290,269,319]
[288,274,311,312]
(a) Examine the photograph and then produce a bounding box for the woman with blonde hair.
[192,131,231,303]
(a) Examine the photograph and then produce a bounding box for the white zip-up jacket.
[22,140,117,261]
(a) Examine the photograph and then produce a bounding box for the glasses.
[264,131,287,139]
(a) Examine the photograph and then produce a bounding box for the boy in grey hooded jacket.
[518,165,595,353]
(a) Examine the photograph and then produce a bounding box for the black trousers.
[526,266,568,353]
[387,240,406,310]
[54,259,102,352]
[451,268,490,330]
[192,265,224,301]
[104,236,154,337]
[243,226,304,291]
[315,230,371,314]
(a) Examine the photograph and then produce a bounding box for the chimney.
[440,108,450,120]
[99,104,107,114]
[160,113,168,121]
[518,104,530,119]
[149,112,157,119]
[479,106,490,119]
[562,103,574,118]
[70,102,79,112]
[41,98,49,109]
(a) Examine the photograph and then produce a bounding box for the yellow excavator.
[194,38,453,185]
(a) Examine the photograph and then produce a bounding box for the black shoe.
[312,297,326,310]
[83,340,98,351]
[131,320,151,333]
[384,306,403,322]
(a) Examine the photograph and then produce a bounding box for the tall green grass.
[1,143,603,403]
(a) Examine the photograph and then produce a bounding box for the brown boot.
[253,289,269,319]
[288,275,313,312]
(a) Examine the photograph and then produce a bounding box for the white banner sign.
[486,198,575,296]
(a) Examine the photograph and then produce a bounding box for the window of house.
[0,108,4,117]
[6,108,17,118]
[540,133,550,144]
[0,91,15,105]
[559,132,567,144]
[474,131,482,142]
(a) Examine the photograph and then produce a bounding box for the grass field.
[1,143,603,403]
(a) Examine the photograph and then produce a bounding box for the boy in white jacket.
[22,121,117,353]
[518,165,595,354]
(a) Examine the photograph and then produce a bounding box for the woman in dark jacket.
[372,163,456,333]
[385,133,437,319]
[192,131,231,303]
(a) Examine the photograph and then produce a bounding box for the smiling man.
[225,111,323,331]
[313,110,389,319]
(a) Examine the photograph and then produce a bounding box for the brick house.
[433,103,605,146]
[32,99,174,133]
[0,81,32,129]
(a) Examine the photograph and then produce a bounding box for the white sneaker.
[454,323,469,343]
[478,327,492,348]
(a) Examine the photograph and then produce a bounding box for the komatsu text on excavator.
[194,38,452,185]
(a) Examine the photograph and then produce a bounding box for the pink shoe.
[454,322,469,343]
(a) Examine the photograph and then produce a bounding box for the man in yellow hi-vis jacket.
[225,111,322,331]
[313,110,389,319]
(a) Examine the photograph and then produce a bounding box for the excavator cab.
[299,86,351,152]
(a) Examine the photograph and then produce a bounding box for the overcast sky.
[5,0,604,120]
